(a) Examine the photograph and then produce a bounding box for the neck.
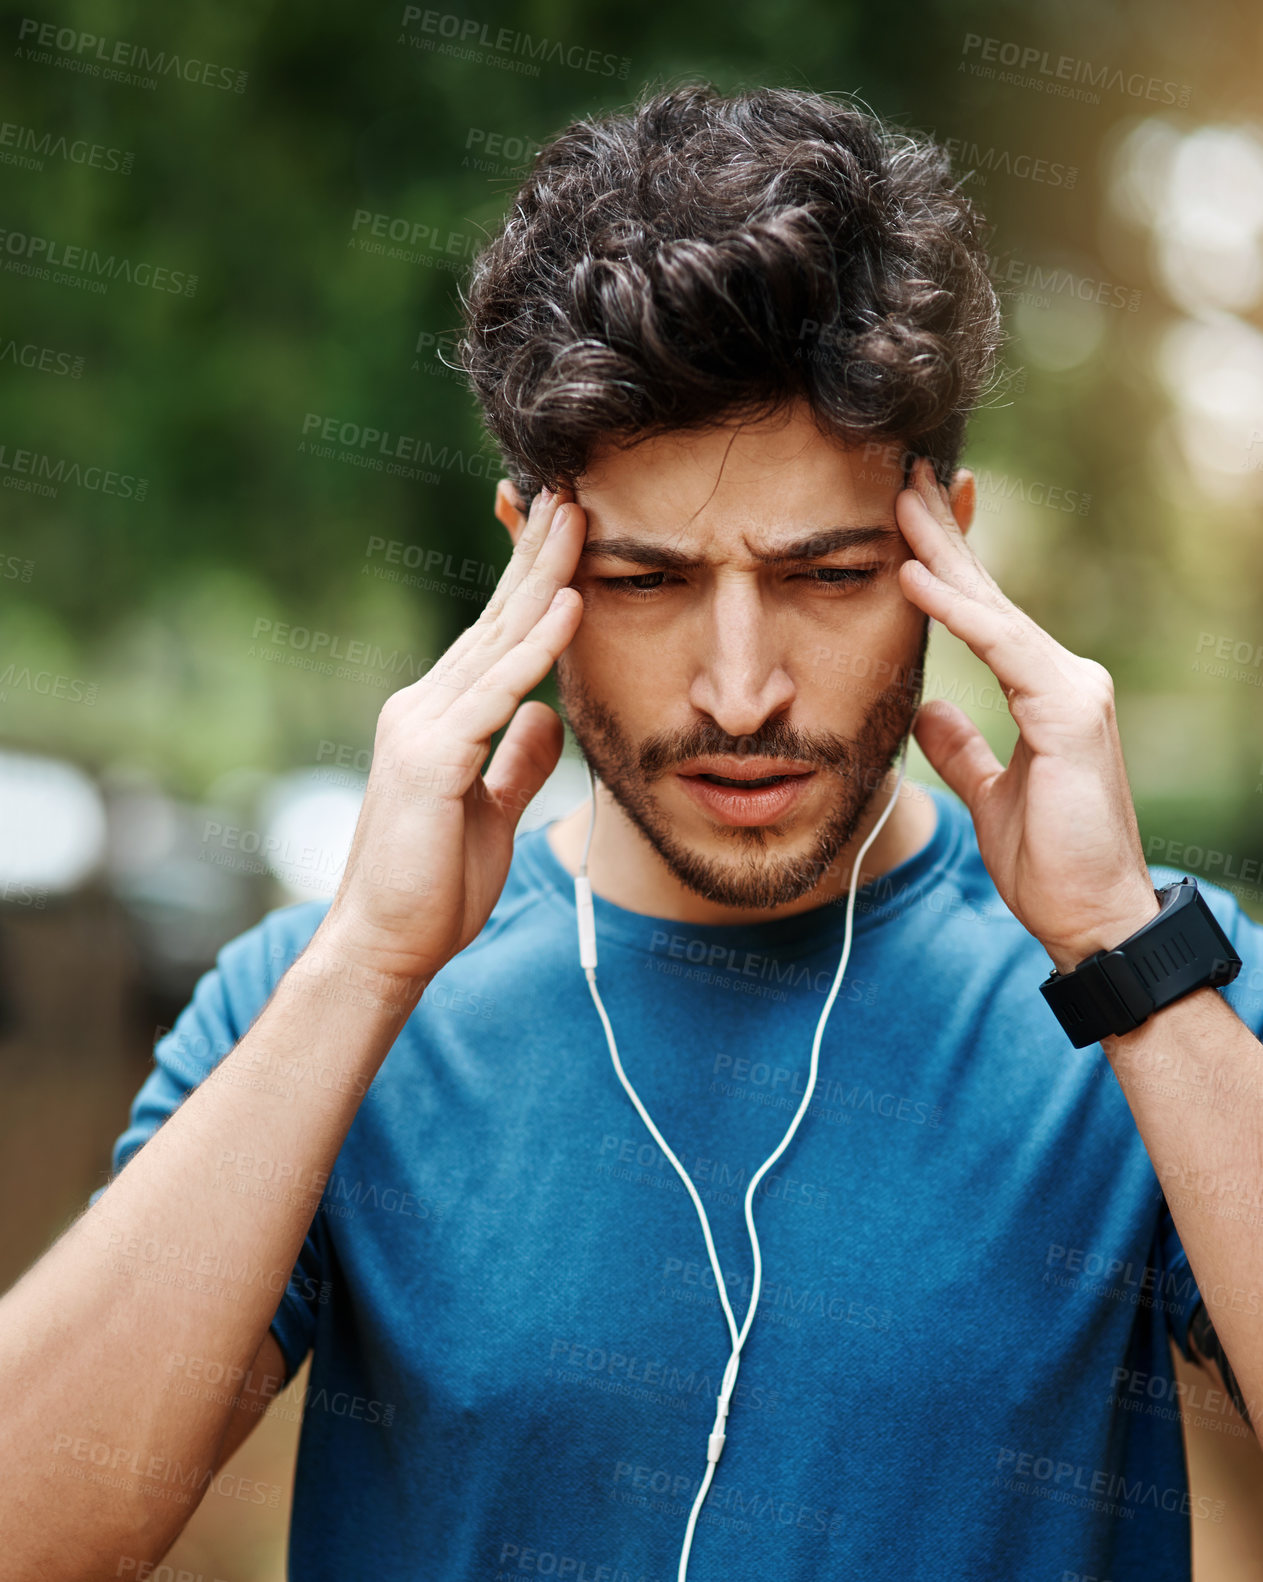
[545,768,938,926]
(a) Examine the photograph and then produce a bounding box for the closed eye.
[596,567,882,599]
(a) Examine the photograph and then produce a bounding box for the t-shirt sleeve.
[89,899,332,1386]
[1144,869,1263,1359]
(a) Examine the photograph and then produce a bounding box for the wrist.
[1042,892,1162,977]
[1039,876,1243,1050]
[297,922,433,1020]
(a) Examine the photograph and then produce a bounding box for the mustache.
[639,723,855,777]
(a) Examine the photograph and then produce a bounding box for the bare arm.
[1104,990,1263,1453]
[0,938,424,1578]
[1188,1298,1255,1432]
[0,480,585,1579]
[214,1330,289,1469]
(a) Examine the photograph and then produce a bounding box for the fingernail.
[547,504,569,536]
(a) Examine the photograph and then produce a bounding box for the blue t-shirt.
[96,783,1263,1580]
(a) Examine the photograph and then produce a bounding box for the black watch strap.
[1040,878,1242,1048]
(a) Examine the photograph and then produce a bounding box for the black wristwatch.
[1039,878,1242,1048]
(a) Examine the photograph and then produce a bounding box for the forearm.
[1103,986,1263,1434]
[0,925,425,1578]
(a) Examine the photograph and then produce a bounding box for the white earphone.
[573,738,911,1580]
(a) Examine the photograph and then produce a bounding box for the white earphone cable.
[573,742,911,1580]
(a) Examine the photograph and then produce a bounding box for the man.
[2,80,1261,1581]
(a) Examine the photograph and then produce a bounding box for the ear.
[947,468,975,536]
[494,477,529,547]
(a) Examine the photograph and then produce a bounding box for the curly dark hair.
[455,79,1003,508]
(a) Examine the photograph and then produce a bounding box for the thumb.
[482,700,566,828]
[912,699,1002,811]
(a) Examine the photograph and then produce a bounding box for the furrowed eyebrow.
[578,525,898,571]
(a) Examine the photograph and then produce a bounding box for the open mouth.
[675,767,816,825]
[692,772,804,788]
[676,767,816,826]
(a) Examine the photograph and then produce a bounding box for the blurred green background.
[3,0,1263,1575]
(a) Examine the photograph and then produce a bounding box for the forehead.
[575,402,906,546]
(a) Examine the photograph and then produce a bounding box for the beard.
[553,616,930,910]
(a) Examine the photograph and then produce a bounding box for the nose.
[686,574,795,737]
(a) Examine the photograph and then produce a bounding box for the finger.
[481,699,565,824]
[911,456,962,532]
[441,586,583,755]
[898,556,1053,708]
[897,496,1003,607]
[419,489,581,707]
[473,492,586,652]
[425,505,582,707]
[896,461,1005,608]
[911,699,1004,810]
[438,486,567,674]
[481,484,572,622]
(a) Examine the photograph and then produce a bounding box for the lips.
[674,757,816,783]
[673,763,818,827]
[695,772,796,787]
